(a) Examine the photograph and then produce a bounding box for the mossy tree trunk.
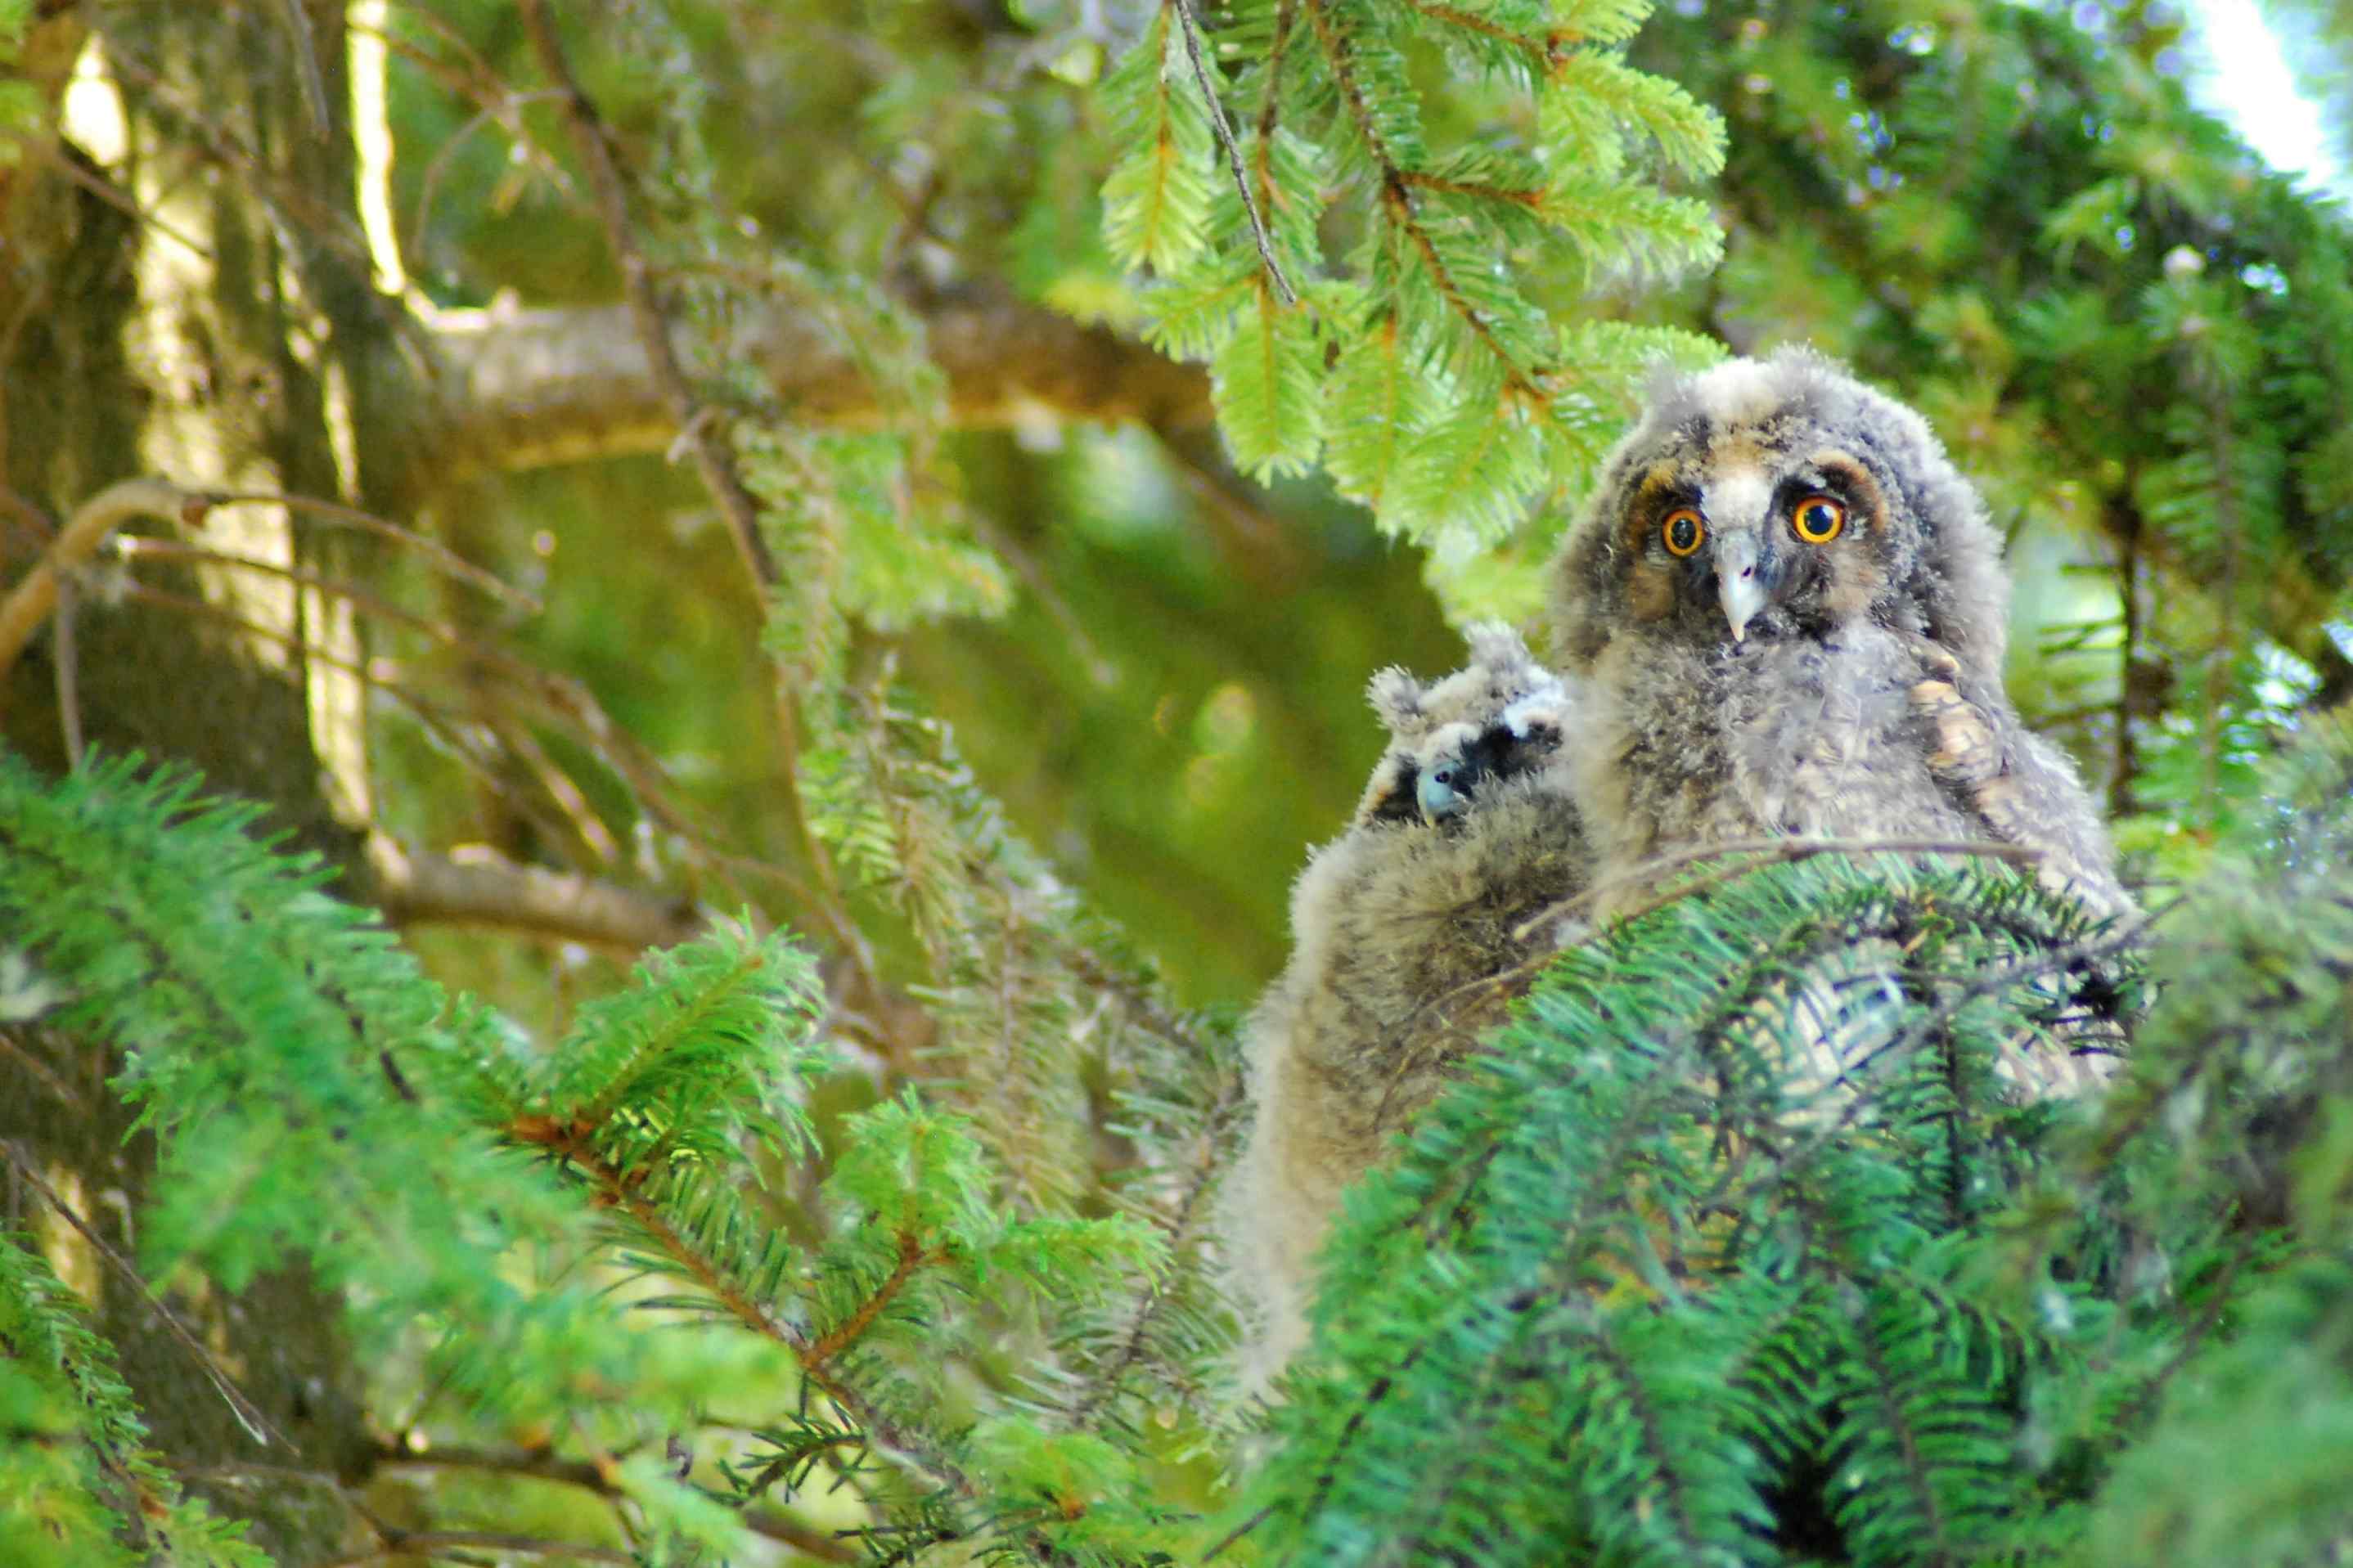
[1,6,412,1555]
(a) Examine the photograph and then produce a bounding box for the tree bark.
[0,10,389,1557]
[425,286,1213,474]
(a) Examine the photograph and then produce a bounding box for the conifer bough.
[1103,0,1725,547]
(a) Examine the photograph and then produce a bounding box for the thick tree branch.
[367,837,703,954]
[426,290,1213,473]
[372,1443,859,1562]
[315,1528,634,1566]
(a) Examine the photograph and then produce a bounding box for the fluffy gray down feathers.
[1225,348,2137,1389]
[1226,627,1586,1386]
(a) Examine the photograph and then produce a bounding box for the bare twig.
[411,88,569,251]
[110,579,794,930]
[52,573,81,766]
[513,0,779,591]
[201,489,536,609]
[8,483,529,630]
[1168,0,1297,304]
[110,537,506,648]
[20,140,215,259]
[98,41,385,284]
[0,477,209,687]
[0,1031,86,1115]
[3,1142,290,1450]
[278,0,332,136]
[495,718,625,865]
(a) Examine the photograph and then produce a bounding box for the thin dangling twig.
[1169,0,1299,304]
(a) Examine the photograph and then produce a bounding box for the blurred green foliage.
[2,0,2351,1559]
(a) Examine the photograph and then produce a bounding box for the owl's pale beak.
[1716,533,1766,642]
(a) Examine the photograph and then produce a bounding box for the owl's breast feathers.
[1578,619,1982,864]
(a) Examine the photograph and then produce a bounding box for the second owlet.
[1548,348,2134,1086]
[1226,627,1589,1384]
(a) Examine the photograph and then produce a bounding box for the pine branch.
[1253,0,1298,203]
[1379,836,2054,1076]
[804,1230,936,1370]
[1249,851,2149,1563]
[1398,168,1545,207]
[509,1116,978,1501]
[1065,1060,1244,1423]
[1583,1323,1720,1562]
[1838,1278,1960,1568]
[1556,834,2050,936]
[1401,0,1568,67]
[0,1228,268,1566]
[1302,0,1542,401]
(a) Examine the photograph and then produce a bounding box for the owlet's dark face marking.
[1620,437,1896,648]
[1367,718,1563,829]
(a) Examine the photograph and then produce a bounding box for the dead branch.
[515,0,779,590]
[368,837,704,954]
[371,1442,858,1563]
[0,477,209,688]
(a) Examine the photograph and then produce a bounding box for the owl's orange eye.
[1661,508,1705,558]
[1792,495,1846,543]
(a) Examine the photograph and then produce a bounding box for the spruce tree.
[1,0,2350,1562]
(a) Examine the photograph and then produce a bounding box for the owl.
[1546,348,2133,1090]
[1226,626,1590,1385]
[1550,349,2130,908]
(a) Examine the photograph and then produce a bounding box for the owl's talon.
[1914,642,1963,679]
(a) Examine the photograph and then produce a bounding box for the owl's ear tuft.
[1461,622,1535,682]
[1368,667,1428,734]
